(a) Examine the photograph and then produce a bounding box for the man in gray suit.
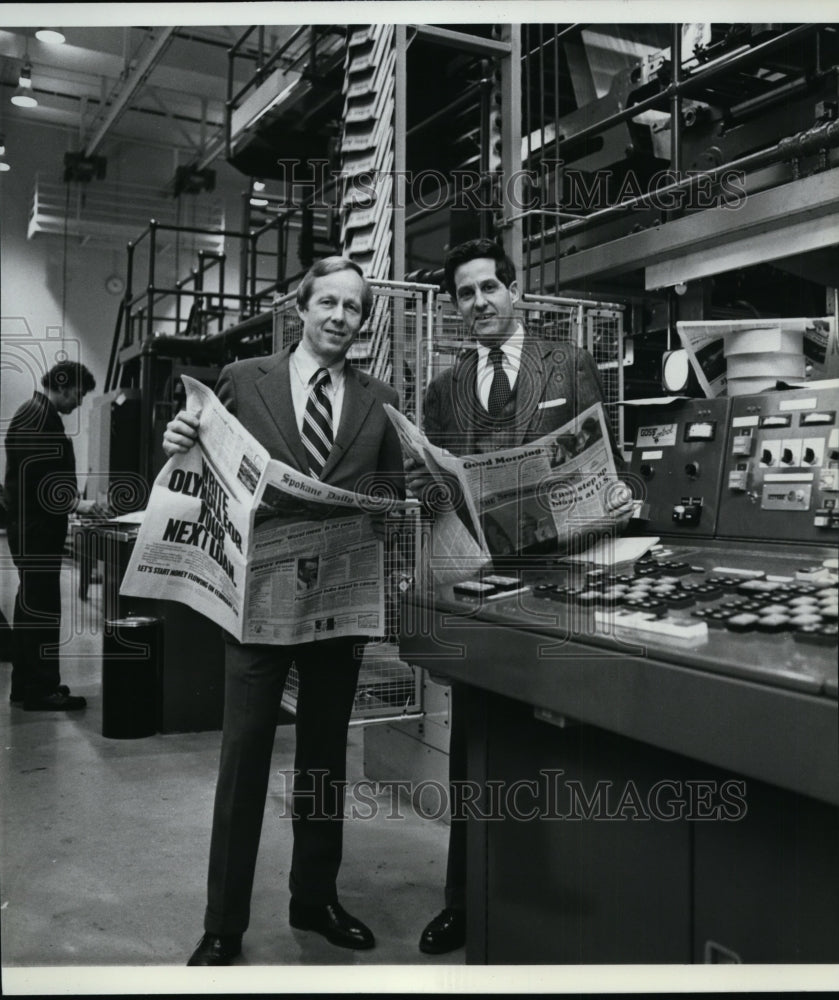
[408,238,633,953]
[163,257,404,965]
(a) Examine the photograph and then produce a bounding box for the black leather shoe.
[11,684,68,705]
[289,899,375,950]
[187,932,242,966]
[419,907,466,954]
[23,689,86,711]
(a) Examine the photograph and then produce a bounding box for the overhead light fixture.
[250,196,269,208]
[11,62,38,108]
[173,164,215,197]
[252,179,266,192]
[35,28,66,44]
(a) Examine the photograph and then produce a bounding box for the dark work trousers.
[11,555,63,700]
[445,680,468,912]
[204,634,364,936]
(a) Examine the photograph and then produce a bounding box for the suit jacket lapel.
[450,349,482,453]
[254,348,310,472]
[319,365,375,482]
[512,336,551,445]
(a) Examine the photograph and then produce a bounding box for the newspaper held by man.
[120,376,413,644]
[385,401,623,565]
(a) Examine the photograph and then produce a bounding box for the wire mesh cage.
[272,279,436,722]
[585,307,625,449]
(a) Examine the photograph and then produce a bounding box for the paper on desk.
[107,510,147,524]
[578,535,660,566]
[619,397,689,406]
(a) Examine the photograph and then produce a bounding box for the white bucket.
[724,328,804,356]
[726,351,806,379]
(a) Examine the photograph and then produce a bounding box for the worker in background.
[163,257,405,966]
[5,360,100,710]
[406,237,634,954]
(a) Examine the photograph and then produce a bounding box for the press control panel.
[718,384,839,543]
[628,397,730,537]
[628,386,839,544]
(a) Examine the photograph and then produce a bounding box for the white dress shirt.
[289,341,347,435]
[475,324,525,410]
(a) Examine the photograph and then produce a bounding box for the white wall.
[1,117,251,485]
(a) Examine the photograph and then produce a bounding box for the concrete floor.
[0,536,467,991]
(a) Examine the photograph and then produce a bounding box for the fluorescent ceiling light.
[35,28,65,44]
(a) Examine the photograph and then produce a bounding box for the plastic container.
[723,328,804,355]
[726,352,806,379]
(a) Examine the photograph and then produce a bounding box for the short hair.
[443,238,516,298]
[296,256,373,321]
[41,361,96,395]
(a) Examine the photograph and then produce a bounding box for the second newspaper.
[386,401,623,563]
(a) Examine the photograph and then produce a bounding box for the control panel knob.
[640,463,655,479]
[781,448,794,465]
[761,449,773,465]
[685,461,699,478]
[803,447,816,464]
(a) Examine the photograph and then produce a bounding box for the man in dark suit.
[407,238,633,953]
[163,257,404,965]
[5,360,98,710]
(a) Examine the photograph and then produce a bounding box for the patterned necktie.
[487,346,512,417]
[302,367,333,478]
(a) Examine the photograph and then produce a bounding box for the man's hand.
[605,481,635,532]
[75,498,111,519]
[404,455,435,498]
[163,409,201,456]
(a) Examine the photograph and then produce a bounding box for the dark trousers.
[11,555,63,700]
[445,681,467,911]
[204,635,364,936]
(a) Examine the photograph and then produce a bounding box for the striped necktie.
[302,367,333,478]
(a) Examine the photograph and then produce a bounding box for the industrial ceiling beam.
[410,25,511,56]
[145,84,200,152]
[83,26,176,157]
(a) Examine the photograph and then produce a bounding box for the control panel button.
[731,434,754,456]
[726,613,759,632]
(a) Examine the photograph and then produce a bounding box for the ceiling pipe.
[83,26,176,157]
